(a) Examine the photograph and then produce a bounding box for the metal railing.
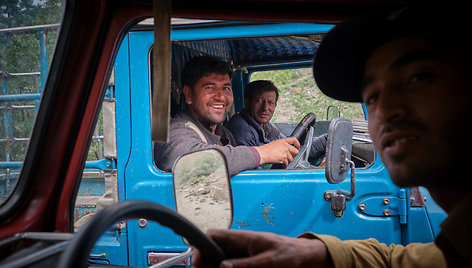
[0,24,108,169]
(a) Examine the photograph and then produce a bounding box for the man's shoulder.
[171,110,191,123]
[227,110,253,131]
[227,113,246,127]
[171,110,201,129]
[169,111,205,137]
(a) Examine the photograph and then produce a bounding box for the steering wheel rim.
[289,113,316,143]
[58,200,225,268]
[286,113,316,169]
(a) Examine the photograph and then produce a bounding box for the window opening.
[0,1,65,206]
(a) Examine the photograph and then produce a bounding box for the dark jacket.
[227,109,284,147]
[226,109,327,161]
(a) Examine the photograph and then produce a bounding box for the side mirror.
[325,117,353,184]
[326,105,340,121]
[172,149,233,233]
[324,118,356,218]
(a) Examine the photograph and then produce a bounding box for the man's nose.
[263,101,271,111]
[375,89,409,124]
[213,87,225,100]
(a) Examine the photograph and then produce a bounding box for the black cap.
[313,5,468,102]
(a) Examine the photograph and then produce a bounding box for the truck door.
[117,31,189,267]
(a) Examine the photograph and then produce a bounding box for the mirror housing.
[172,149,233,233]
[324,118,356,217]
[325,117,353,184]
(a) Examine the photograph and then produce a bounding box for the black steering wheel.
[287,113,317,169]
[289,113,316,143]
[58,200,225,268]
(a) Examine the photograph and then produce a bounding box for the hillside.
[251,68,365,123]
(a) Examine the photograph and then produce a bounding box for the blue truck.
[1,17,447,267]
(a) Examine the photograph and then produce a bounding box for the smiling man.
[155,56,300,176]
[193,5,472,268]
[226,80,327,168]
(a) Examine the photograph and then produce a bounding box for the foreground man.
[155,56,299,176]
[193,6,472,267]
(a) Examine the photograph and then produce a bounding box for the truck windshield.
[0,1,65,206]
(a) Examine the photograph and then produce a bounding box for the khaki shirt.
[435,191,472,266]
[316,235,445,268]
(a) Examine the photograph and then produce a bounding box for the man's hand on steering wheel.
[254,113,316,168]
[254,137,300,167]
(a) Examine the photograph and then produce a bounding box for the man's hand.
[254,137,300,166]
[192,229,332,268]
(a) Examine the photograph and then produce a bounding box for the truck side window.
[250,69,374,168]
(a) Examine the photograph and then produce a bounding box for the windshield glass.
[0,0,65,205]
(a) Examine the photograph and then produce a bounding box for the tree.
[0,0,40,29]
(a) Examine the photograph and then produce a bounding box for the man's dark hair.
[244,80,279,105]
[181,56,232,88]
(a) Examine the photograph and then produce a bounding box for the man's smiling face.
[362,37,472,188]
[184,73,233,129]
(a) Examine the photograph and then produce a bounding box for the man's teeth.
[390,137,416,146]
[212,105,224,109]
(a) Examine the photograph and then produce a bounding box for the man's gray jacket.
[154,109,260,176]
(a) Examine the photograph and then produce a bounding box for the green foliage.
[1,0,63,69]
[0,0,40,29]
[0,0,64,162]
[251,68,365,123]
[86,110,104,161]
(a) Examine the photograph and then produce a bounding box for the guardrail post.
[1,72,12,161]
[39,29,48,93]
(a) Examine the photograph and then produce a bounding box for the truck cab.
[0,1,448,267]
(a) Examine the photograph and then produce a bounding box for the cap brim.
[313,5,466,103]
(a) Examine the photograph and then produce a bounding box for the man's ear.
[183,85,192,105]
